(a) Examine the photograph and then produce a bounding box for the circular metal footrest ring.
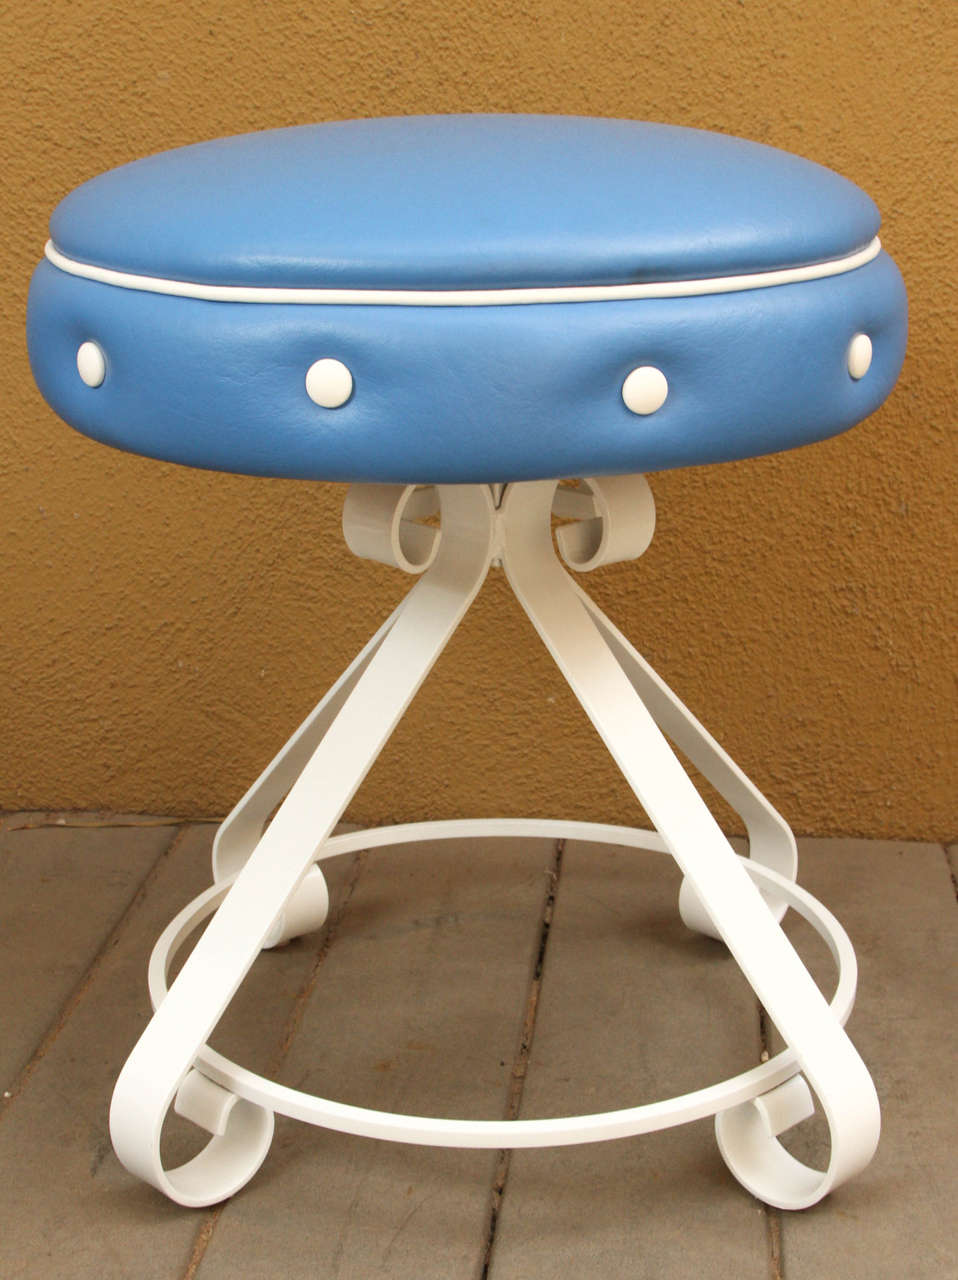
[148,818,859,1207]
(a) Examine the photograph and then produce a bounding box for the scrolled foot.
[679,869,791,941]
[262,865,330,948]
[678,876,722,939]
[111,1066,274,1208]
[715,1071,875,1210]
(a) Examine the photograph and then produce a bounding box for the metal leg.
[572,585,797,934]
[552,474,796,933]
[210,603,401,948]
[109,484,496,1205]
[111,476,878,1211]
[212,484,443,888]
[500,478,879,1209]
[209,485,446,943]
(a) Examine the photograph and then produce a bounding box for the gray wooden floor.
[0,812,954,1279]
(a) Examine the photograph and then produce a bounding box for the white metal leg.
[500,479,878,1208]
[210,604,401,946]
[109,484,496,1205]
[210,603,402,883]
[146,820,858,1152]
[111,477,878,1211]
[211,484,442,888]
[573,591,797,934]
[553,474,796,934]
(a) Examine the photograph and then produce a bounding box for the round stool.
[27,114,907,1212]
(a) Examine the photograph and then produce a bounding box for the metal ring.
[148,818,855,1152]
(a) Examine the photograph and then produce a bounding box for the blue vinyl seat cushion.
[27,114,907,483]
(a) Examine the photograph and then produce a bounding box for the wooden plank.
[0,823,358,1279]
[0,820,177,1086]
[490,839,769,1279]
[198,837,556,1280]
[773,839,957,1280]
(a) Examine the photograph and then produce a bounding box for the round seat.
[27,114,906,483]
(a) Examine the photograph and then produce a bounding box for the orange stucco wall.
[2,0,954,837]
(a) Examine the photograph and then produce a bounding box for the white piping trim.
[44,236,881,307]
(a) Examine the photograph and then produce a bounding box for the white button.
[847,333,873,380]
[622,365,668,415]
[305,358,353,408]
[76,341,106,388]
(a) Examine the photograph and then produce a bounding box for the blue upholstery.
[48,116,879,289]
[28,115,907,482]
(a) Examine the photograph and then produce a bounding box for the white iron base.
[110,479,879,1211]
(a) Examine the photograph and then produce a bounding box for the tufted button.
[29,117,906,482]
[847,333,873,380]
[305,358,353,408]
[622,366,669,415]
[76,341,106,387]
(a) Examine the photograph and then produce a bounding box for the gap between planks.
[478,837,565,1280]
[179,849,368,1280]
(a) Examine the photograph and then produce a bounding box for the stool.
[27,114,907,1212]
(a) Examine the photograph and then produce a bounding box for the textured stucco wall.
[2,0,955,837]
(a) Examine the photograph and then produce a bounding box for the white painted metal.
[112,476,878,1212]
[569,584,798,933]
[211,602,405,883]
[342,483,440,573]
[110,483,496,1206]
[147,823,854,1157]
[261,864,329,949]
[554,475,656,571]
[501,480,878,1209]
[211,484,439,890]
[174,1067,240,1137]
